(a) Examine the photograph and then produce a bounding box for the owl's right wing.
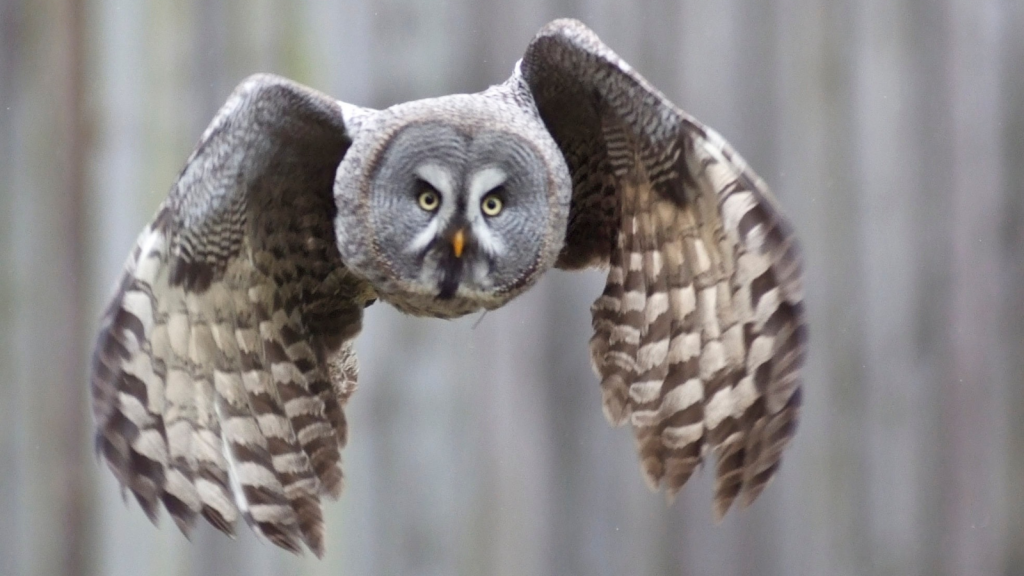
[520,20,806,517]
[91,74,375,556]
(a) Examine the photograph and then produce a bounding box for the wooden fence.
[0,1,1020,574]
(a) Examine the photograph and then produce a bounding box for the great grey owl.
[92,19,806,556]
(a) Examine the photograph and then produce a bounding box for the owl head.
[334,93,572,318]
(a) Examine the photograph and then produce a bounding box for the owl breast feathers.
[91,18,806,556]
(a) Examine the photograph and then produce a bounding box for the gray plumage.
[91,19,806,556]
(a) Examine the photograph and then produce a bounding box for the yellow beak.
[451,229,465,258]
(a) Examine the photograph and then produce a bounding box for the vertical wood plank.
[941,2,1009,575]
[774,1,866,575]
[4,0,93,574]
[1000,1,1024,571]
[854,1,932,574]
[0,2,24,573]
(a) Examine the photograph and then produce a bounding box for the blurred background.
[1,0,1022,575]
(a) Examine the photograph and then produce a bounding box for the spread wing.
[91,74,375,556]
[521,19,806,516]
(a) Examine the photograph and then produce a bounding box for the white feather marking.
[189,324,216,367]
[118,392,153,427]
[467,166,507,199]
[240,370,265,393]
[166,421,192,457]
[609,325,641,346]
[472,221,506,257]
[636,339,669,372]
[661,378,703,415]
[194,430,223,464]
[133,230,165,286]
[149,323,170,366]
[234,461,277,487]
[405,218,442,255]
[721,192,757,238]
[745,222,766,252]
[630,408,659,428]
[215,401,250,515]
[296,422,334,445]
[628,252,643,271]
[164,469,201,510]
[122,352,163,413]
[704,161,738,196]
[256,413,292,439]
[286,341,316,363]
[668,332,702,364]
[605,350,637,371]
[662,423,704,448]
[670,285,697,318]
[213,371,247,405]
[645,292,669,323]
[735,253,772,289]
[692,239,711,273]
[284,396,321,417]
[622,290,646,312]
[248,285,273,311]
[632,377,705,428]
[465,166,509,257]
[414,163,455,197]
[132,429,169,463]
[211,323,238,356]
[270,309,291,330]
[721,324,746,369]
[204,281,232,311]
[607,265,624,284]
[704,386,734,430]
[235,328,260,354]
[121,291,154,337]
[754,287,781,330]
[167,313,190,358]
[647,250,664,277]
[699,341,726,380]
[732,376,758,415]
[629,379,663,404]
[249,504,293,523]
[164,369,191,403]
[698,286,720,338]
[196,478,237,522]
[270,362,303,385]
[273,453,308,475]
[747,335,775,372]
[120,330,142,359]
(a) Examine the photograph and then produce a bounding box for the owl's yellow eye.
[481,194,503,217]
[418,189,440,212]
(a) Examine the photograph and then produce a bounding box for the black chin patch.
[437,252,463,300]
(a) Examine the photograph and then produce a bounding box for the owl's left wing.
[520,19,806,516]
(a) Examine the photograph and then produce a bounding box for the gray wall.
[1,1,1021,575]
